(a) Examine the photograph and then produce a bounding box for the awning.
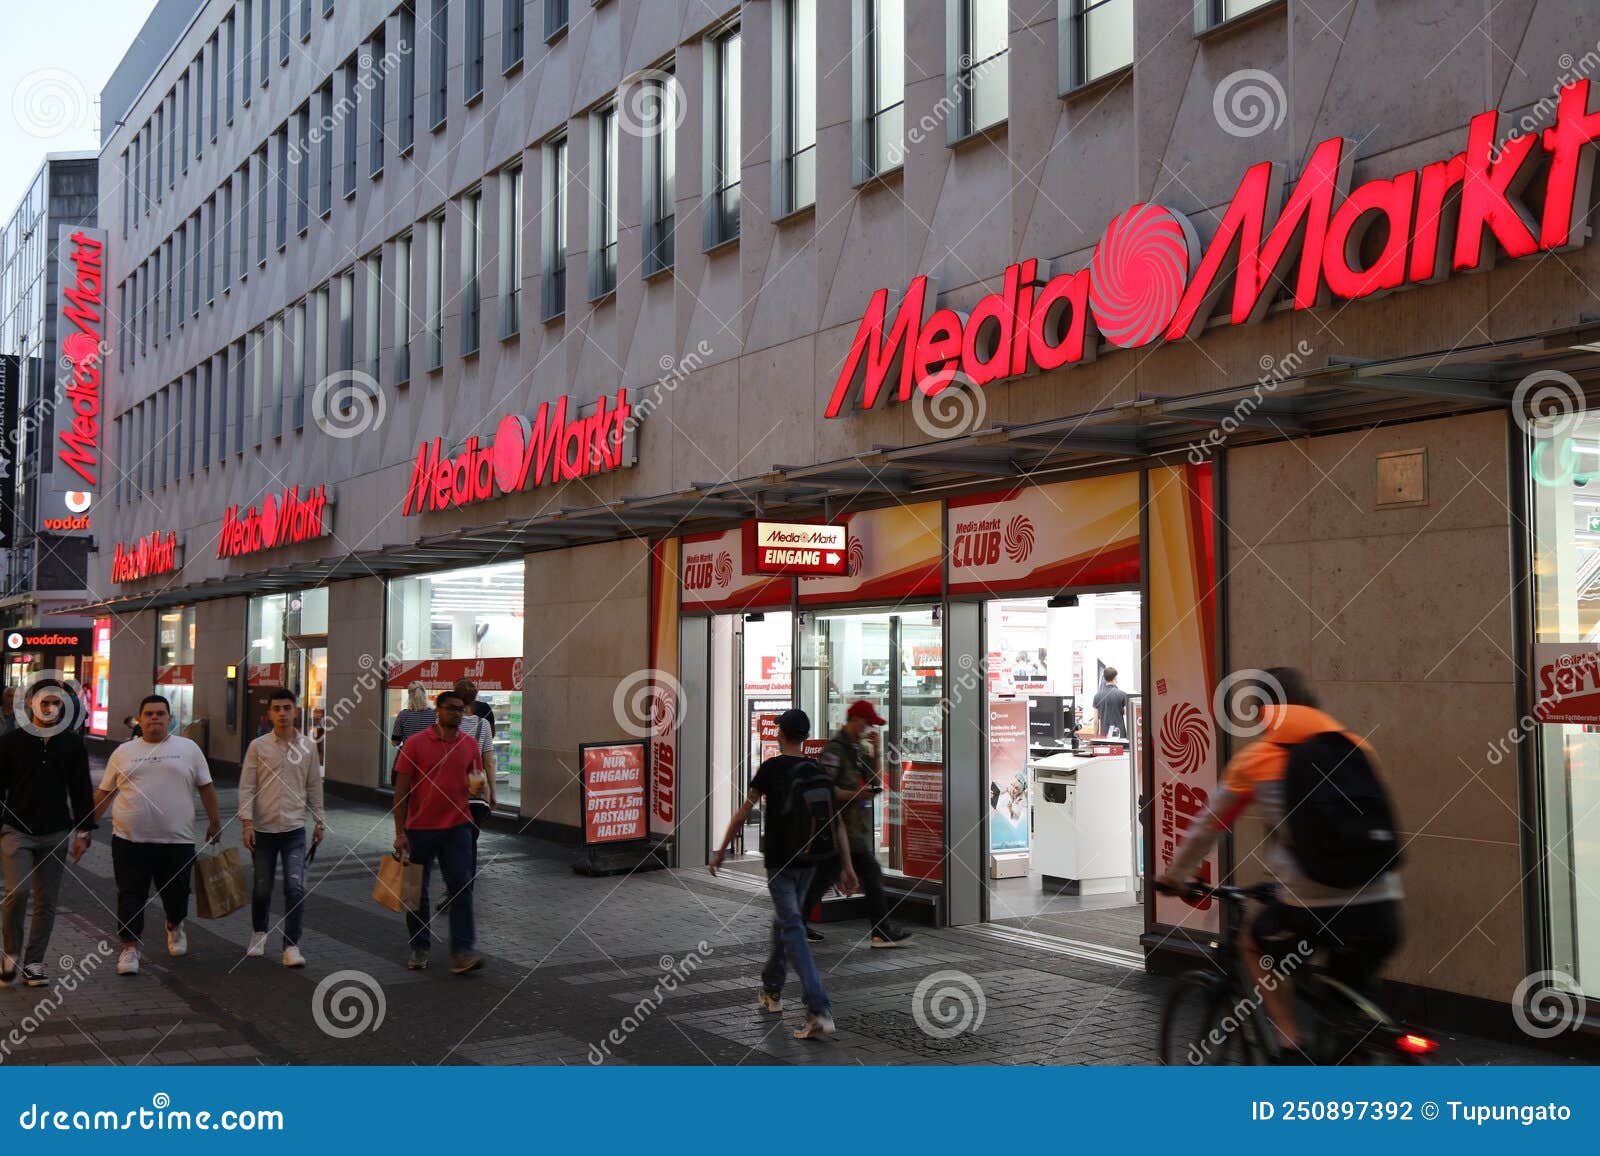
[62,319,1600,617]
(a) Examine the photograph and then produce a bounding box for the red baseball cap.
[846,699,887,726]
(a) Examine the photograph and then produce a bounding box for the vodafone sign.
[745,521,849,576]
[828,79,1600,418]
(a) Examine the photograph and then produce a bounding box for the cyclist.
[1155,668,1403,1056]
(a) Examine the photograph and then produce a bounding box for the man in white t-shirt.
[91,694,223,977]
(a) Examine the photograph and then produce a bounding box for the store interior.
[983,592,1144,952]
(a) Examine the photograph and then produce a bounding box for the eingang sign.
[828,79,1600,418]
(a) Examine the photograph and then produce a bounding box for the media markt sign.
[744,521,849,576]
[217,484,333,559]
[403,389,638,515]
[111,530,183,583]
[827,78,1600,418]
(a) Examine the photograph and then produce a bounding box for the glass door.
[797,605,943,881]
[286,638,328,762]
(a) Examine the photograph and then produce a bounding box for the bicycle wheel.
[1159,972,1258,1065]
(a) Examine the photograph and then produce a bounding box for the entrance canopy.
[68,321,1600,616]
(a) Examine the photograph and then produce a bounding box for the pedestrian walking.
[453,678,497,831]
[1,686,18,735]
[802,699,913,948]
[391,690,484,975]
[710,708,858,1040]
[91,694,222,977]
[239,687,325,968]
[1092,668,1129,739]
[456,676,497,738]
[389,682,435,747]
[0,680,96,987]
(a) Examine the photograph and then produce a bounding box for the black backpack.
[1281,732,1402,888]
[780,759,839,866]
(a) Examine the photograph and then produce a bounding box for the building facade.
[0,154,100,695]
[82,0,1600,1033]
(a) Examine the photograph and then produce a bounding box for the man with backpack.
[709,708,859,1040]
[1155,668,1403,1055]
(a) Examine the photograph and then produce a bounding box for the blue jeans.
[404,824,475,953]
[250,829,308,947]
[761,865,829,1015]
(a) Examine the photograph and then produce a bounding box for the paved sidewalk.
[0,786,1577,1066]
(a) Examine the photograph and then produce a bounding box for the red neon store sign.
[55,228,108,488]
[827,78,1600,417]
[403,389,635,515]
[217,484,331,559]
[111,530,181,583]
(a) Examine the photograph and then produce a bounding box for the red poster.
[247,663,285,687]
[383,656,525,692]
[899,762,944,882]
[155,664,195,686]
[581,742,649,845]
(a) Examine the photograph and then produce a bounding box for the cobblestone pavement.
[0,784,1577,1066]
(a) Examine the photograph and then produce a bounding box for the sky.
[1,0,161,223]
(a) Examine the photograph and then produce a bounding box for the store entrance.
[983,593,1144,953]
[708,611,793,879]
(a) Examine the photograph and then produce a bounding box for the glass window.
[1218,0,1275,22]
[430,0,449,128]
[384,560,525,805]
[798,606,943,882]
[261,0,272,82]
[399,4,417,150]
[461,188,482,353]
[956,0,1008,136]
[319,80,335,214]
[268,314,284,437]
[503,0,524,70]
[256,145,269,263]
[339,267,356,373]
[221,181,233,285]
[643,76,676,275]
[155,605,198,736]
[365,251,382,378]
[276,124,289,247]
[1068,0,1133,87]
[237,164,251,275]
[225,12,237,124]
[370,28,387,175]
[296,102,311,232]
[466,0,484,100]
[542,136,566,319]
[499,165,522,336]
[343,57,359,196]
[1529,412,1600,1001]
[545,0,567,40]
[242,0,254,95]
[777,0,815,215]
[395,232,413,381]
[590,107,617,297]
[707,29,741,247]
[209,33,220,140]
[426,212,445,367]
[289,299,306,427]
[865,0,903,175]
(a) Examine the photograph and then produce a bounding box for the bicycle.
[1157,881,1438,1065]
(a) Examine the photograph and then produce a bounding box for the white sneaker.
[246,932,268,957]
[793,1010,836,1040]
[282,945,306,968]
[166,924,188,957]
[116,946,141,976]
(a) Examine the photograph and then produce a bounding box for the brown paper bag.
[192,848,249,919]
[373,854,425,913]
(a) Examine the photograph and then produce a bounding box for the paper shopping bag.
[192,848,249,919]
[374,854,426,914]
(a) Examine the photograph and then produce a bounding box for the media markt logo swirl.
[1159,701,1210,777]
[1002,515,1035,564]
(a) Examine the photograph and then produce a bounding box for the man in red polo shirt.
[392,690,485,975]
